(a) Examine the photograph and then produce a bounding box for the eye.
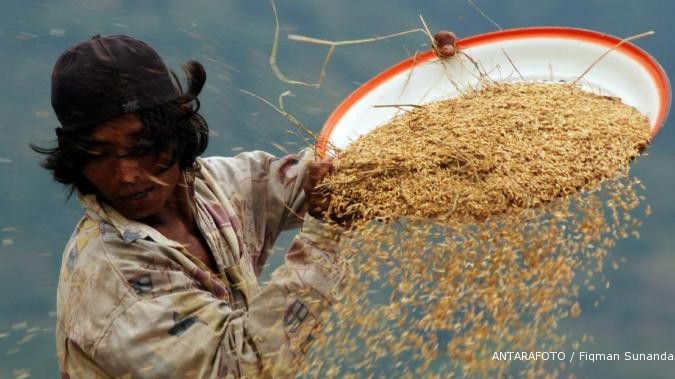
[127,140,156,157]
[84,148,111,162]
[75,141,107,162]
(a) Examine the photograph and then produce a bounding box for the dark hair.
[31,61,209,196]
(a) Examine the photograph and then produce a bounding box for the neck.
[141,173,195,229]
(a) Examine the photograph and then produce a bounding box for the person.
[34,31,457,378]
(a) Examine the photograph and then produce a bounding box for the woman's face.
[81,113,181,220]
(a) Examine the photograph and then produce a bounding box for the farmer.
[35,31,456,378]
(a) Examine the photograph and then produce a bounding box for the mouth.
[119,187,154,202]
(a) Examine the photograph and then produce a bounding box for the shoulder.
[199,149,312,184]
[199,151,277,180]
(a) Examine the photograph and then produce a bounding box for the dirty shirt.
[55,150,347,378]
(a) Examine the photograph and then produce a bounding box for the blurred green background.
[0,0,673,377]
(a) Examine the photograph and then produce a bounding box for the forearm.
[246,216,347,376]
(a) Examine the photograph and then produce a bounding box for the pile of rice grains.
[301,82,652,378]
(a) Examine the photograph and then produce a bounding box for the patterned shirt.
[55,150,347,378]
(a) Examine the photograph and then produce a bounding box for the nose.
[114,157,143,184]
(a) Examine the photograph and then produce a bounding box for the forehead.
[89,113,143,143]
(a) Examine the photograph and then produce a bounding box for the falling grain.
[300,82,650,377]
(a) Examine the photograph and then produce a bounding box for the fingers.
[433,30,457,58]
[304,161,334,219]
[439,44,455,57]
[306,161,333,190]
[304,161,361,228]
[434,30,457,47]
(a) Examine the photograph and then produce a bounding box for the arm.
[93,217,346,378]
[199,150,314,275]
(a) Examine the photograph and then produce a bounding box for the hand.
[433,30,457,58]
[304,161,334,220]
[304,161,363,228]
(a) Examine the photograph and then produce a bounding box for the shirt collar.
[77,192,183,248]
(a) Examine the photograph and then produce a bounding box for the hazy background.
[0,0,673,377]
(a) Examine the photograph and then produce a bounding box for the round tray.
[317,27,671,157]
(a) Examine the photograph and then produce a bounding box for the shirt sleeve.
[93,216,347,379]
[200,149,313,275]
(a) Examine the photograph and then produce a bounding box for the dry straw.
[321,82,650,225]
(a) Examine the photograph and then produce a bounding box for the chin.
[106,185,172,221]
[110,195,166,221]
[115,204,161,221]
